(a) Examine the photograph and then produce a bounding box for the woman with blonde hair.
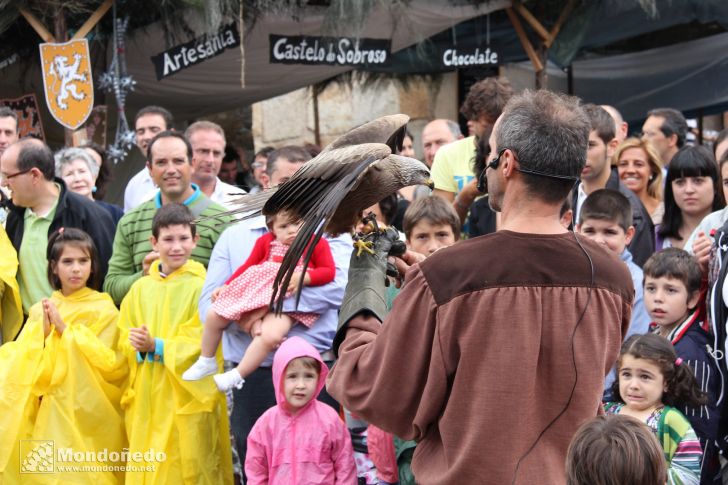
[615,137,664,224]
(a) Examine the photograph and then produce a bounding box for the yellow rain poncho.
[118,259,232,485]
[0,225,22,344]
[0,287,126,485]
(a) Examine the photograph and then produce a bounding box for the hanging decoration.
[98,2,136,164]
[0,94,45,140]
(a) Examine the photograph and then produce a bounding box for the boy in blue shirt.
[577,189,651,397]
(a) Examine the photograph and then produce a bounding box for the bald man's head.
[422,119,462,167]
[601,105,628,144]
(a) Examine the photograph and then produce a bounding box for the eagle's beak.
[425,178,435,190]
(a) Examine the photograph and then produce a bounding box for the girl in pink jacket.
[245,336,357,484]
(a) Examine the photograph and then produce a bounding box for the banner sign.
[269,35,390,66]
[0,94,45,141]
[150,23,240,80]
[39,39,94,130]
[440,46,499,68]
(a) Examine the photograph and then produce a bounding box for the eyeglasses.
[1,167,32,182]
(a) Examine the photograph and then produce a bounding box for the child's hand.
[692,231,712,275]
[211,286,225,302]
[42,299,52,337]
[43,299,65,335]
[287,272,311,294]
[129,325,155,353]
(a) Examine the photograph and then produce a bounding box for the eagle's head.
[388,155,434,190]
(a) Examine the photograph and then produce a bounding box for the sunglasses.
[486,147,578,181]
[487,148,507,171]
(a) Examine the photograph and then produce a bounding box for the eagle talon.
[354,239,376,257]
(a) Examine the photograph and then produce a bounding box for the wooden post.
[545,0,578,49]
[506,7,543,73]
[72,0,113,40]
[567,64,574,95]
[513,2,550,42]
[18,9,55,42]
[535,43,548,89]
[509,1,577,89]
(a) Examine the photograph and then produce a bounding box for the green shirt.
[18,199,58,313]
[103,187,232,305]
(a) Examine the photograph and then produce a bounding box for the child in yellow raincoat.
[0,227,126,484]
[118,203,233,485]
[0,224,23,344]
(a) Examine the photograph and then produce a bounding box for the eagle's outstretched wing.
[266,143,393,313]
[197,114,431,315]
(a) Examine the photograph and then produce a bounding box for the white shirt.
[210,178,246,209]
[123,168,156,213]
[575,183,588,225]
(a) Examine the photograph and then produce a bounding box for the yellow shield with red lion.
[39,39,94,130]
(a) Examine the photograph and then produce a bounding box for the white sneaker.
[213,369,245,392]
[182,356,218,381]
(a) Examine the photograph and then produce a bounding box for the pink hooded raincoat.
[245,336,356,484]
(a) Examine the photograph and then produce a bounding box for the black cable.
[510,228,594,485]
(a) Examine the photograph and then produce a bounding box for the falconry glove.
[333,227,400,356]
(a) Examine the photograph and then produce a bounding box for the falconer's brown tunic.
[327,230,633,485]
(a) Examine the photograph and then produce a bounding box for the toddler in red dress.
[183,211,335,391]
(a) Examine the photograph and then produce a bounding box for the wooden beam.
[72,0,113,40]
[19,8,56,43]
[545,0,578,49]
[506,7,543,73]
[513,2,550,42]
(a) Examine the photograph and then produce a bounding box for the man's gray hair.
[184,120,226,143]
[445,120,462,139]
[54,147,100,179]
[496,90,589,202]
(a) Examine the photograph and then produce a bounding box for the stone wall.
[251,73,459,160]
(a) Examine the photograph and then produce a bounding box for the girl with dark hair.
[605,333,706,484]
[657,146,724,250]
[0,228,125,483]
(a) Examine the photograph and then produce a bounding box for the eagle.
[211,114,433,312]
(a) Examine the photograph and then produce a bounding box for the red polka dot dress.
[213,235,336,327]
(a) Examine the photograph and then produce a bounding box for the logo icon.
[20,440,54,473]
[39,39,94,129]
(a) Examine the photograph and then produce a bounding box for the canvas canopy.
[0,1,508,126]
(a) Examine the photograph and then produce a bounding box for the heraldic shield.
[39,39,94,130]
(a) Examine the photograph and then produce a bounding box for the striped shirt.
[605,402,702,484]
[104,186,231,305]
